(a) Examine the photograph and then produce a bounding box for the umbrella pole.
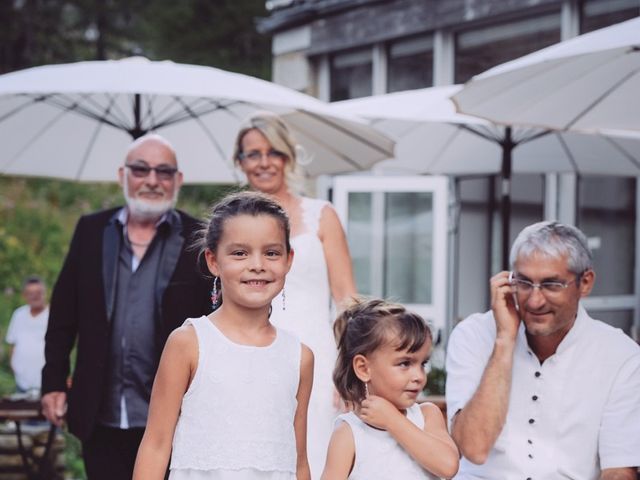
[131,93,145,139]
[501,127,514,271]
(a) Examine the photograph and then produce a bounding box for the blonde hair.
[233,111,297,169]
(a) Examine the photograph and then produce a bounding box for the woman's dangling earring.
[364,382,370,398]
[282,288,286,311]
[210,277,219,310]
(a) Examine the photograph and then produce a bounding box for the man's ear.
[204,249,219,277]
[352,354,370,382]
[578,269,596,298]
[118,166,125,188]
[174,171,184,191]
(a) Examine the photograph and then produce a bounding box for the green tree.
[138,0,272,78]
[0,0,272,78]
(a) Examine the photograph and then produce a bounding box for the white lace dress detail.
[270,196,338,478]
[169,316,300,479]
[337,404,438,480]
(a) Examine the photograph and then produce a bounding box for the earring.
[364,382,370,398]
[210,277,219,310]
[282,288,286,311]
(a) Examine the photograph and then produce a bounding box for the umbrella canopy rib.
[604,135,640,171]
[566,64,640,130]
[286,115,363,170]
[555,133,580,172]
[0,96,40,123]
[1,108,69,171]
[303,109,394,158]
[78,120,108,180]
[174,96,237,178]
[423,126,467,172]
[43,94,130,131]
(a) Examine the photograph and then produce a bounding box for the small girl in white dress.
[321,299,459,480]
[133,191,313,480]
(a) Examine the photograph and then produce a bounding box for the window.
[580,0,639,33]
[347,191,434,303]
[578,177,636,297]
[577,176,636,334]
[330,48,372,101]
[454,14,561,83]
[333,176,448,331]
[387,35,433,93]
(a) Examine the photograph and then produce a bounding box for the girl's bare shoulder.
[165,322,198,353]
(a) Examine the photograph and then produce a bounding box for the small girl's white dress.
[336,403,439,479]
[169,316,301,479]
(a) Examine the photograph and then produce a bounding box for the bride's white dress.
[270,196,338,479]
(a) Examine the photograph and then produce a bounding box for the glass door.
[332,176,449,334]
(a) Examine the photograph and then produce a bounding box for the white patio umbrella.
[452,17,640,133]
[0,56,394,183]
[332,85,640,268]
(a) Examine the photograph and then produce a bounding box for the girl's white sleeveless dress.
[336,404,439,479]
[169,316,300,479]
[270,196,339,478]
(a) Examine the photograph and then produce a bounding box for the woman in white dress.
[233,112,357,478]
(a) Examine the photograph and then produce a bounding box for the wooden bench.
[0,397,65,480]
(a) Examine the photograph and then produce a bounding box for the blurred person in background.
[6,275,49,394]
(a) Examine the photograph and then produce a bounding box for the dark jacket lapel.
[102,214,121,323]
[155,210,185,322]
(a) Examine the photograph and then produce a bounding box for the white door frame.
[331,175,449,334]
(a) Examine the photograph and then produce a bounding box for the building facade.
[259,0,640,344]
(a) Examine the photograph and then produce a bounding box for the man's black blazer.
[42,207,211,441]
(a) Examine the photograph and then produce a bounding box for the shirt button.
[528,454,533,459]
[532,395,538,401]
[529,418,535,424]
[528,439,533,444]
[534,371,541,377]
[527,478,532,480]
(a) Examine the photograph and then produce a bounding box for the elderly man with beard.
[41,134,211,480]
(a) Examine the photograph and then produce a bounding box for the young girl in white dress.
[233,112,357,477]
[322,299,459,480]
[133,191,314,480]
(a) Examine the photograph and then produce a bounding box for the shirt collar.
[109,207,181,241]
[115,207,172,228]
[518,304,588,357]
[555,304,587,355]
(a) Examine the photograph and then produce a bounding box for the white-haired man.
[41,134,211,479]
[446,221,640,479]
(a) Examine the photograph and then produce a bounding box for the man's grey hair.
[509,221,593,274]
[125,133,177,164]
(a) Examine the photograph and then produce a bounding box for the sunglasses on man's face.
[125,163,178,181]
